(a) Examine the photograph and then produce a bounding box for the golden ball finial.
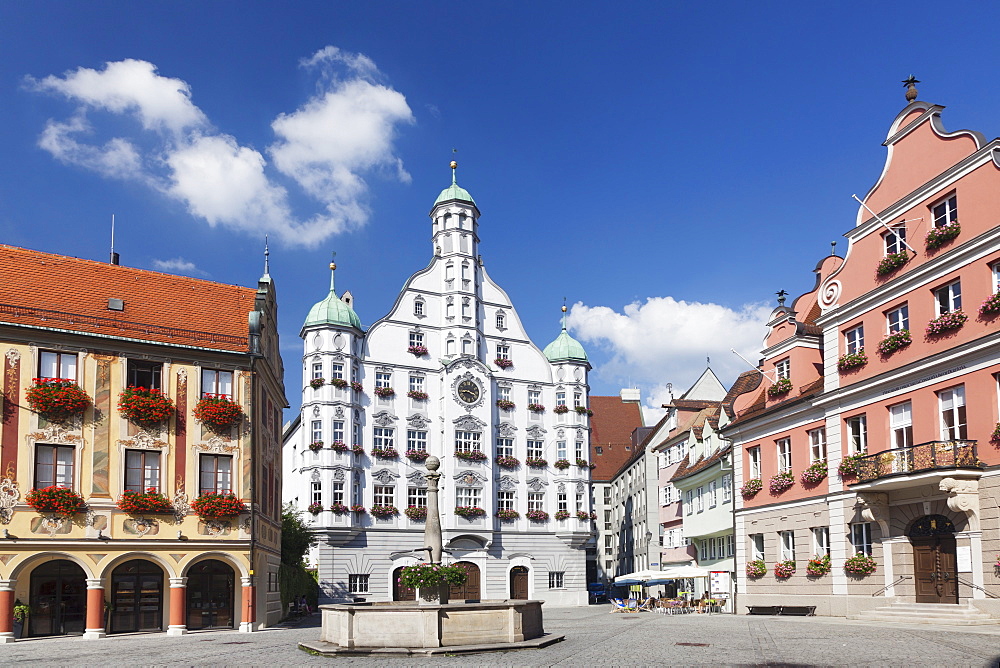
[561,305,567,313]
[450,160,457,170]
[329,262,337,271]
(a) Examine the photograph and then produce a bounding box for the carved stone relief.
[0,478,18,525]
[527,477,548,492]
[372,469,401,485]
[331,468,346,482]
[940,477,980,530]
[373,411,397,427]
[498,475,518,490]
[334,406,345,419]
[497,422,517,437]
[29,424,83,446]
[526,426,547,439]
[194,437,239,455]
[453,415,486,432]
[117,431,168,451]
[406,471,427,488]
[453,470,488,487]
[557,483,566,494]
[855,492,889,534]
[407,414,431,429]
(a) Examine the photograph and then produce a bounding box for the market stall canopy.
[613,570,668,585]
[659,565,710,578]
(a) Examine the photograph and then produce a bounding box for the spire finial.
[830,240,837,256]
[263,235,270,275]
[451,148,458,185]
[902,75,920,102]
[329,251,337,293]
[776,289,788,306]
[561,297,568,330]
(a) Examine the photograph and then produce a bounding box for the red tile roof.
[0,244,256,353]
[589,395,644,482]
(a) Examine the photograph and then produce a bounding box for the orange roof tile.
[589,395,644,482]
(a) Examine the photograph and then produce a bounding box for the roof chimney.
[620,388,641,403]
[110,251,120,265]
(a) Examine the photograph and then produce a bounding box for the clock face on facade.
[457,379,480,404]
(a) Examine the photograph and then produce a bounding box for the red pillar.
[167,577,187,636]
[0,582,14,642]
[83,579,105,640]
[240,576,255,632]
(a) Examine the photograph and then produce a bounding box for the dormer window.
[775,358,790,381]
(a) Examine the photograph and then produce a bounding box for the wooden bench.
[746,606,780,615]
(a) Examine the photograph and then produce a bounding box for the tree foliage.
[281,502,316,566]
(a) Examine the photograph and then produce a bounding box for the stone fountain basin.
[318,599,544,649]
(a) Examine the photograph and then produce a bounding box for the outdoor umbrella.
[659,565,710,579]
[613,569,668,585]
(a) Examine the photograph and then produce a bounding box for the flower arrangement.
[370,504,398,518]
[527,403,545,413]
[992,423,1000,442]
[554,510,571,520]
[838,350,867,372]
[371,447,399,459]
[118,386,174,425]
[574,406,593,417]
[454,506,486,519]
[350,381,364,393]
[191,492,247,519]
[876,251,909,276]
[309,378,325,389]
[575,458,590,468]
[838,454,862,478]
[351,444,365,456]
[25,378,91,423]
[454,450,488,462]
[374,386,396,398]
[925,219,960,250]
[807,554,831,577]
[877,330,912,355]
[309,441,323,452]
[553,459,571,470]
[116,488,172,515]
[496,399,515,411]
[769,471,795,494]
[408,345,429,356]
[590,511,598,520]
[330,378,348,389]
[398,563,468,590]
[844,553,877,576]
[329,502,349,514]
[768,378,792,397]
[494,358,513,369]
[12,603,29,624]
[526,509,549,521]
[406,449,430,462]
[404,506,427,521]
[407,390,429,401]
[774,560,796,578]
[553,405,570,414]
[350,504,366,514]
[496,509,520,520]
[980,293,1000,317]
[496,455,520,469]
[25,486,84,518]
[307,502,323,515]
[740,478,763,498]
[329,441,349,452]
[746,559,767,578]
[526,457,548,468]
[193,394,243,432]
[926,310,968,336]
[575,510,592,521]
[801,460,828,485]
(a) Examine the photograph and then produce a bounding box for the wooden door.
[510,566,528,599]
[448,562,480,602]
[393,567,415,601]
[913,536,958,604]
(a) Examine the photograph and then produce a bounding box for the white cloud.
[568,297,771,419]
[151,257,207,276]
[27,48,414,247]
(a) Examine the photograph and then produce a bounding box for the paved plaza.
[2,606,1000,666]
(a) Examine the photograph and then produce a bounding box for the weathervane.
[776,290,788,306]
[902,75,920,103]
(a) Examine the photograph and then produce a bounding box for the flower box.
[837,350,867,372]
[25,378,91,423]
[371,447,399,459]
[774,560,796,578]
[575,510,592,521]
[350,504,366,514]
[454,506,486,519]
[407,390,429,401]
[844,553,877,576]
[746,559,767,578]
[806,554,831,577]
[406,449,430,462]
[837,455,862,478]
[496,509,520,520]
[554,510,571,520]
[408,345,429,356]
[769,471,795,494]
[398,563,468,589]
[526,509,549,521]
[496,399,515,411]
[877,330,911,355]
[329,441,349,452]
[575,458,589,468]
[330,378,348,389]
[309,441,323,452]
[25,486,85,518]
[404,506,427,521]
[553,405,570,414]
[980,293,1000,317]
[525,457,548,468]
[767,378,792,397]
[740,478,763,498]
[329,502,349,514]
[116,488,172,515]
[307,502,323,515]
[118,386,174,426]
[553,459,571,470]
[351,444,365,456]
[309,378,325,389]
[191,492,247,519]
[527,403,545,413]
[926,310,968,336]
[800,460,827,485]
[494,358,513,369]
[454,450,487,462]
[374,386,395,398]
[350,381,364,393]
[193,394,243,432]
[370,504,398,518]
[876,251,909,276]
[574,406,593,416]
[495,455,520,469]
[925,220,960,250]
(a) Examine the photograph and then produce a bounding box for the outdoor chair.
[626,598,639,612]
[638,597,655,612]
[609,598,627,613]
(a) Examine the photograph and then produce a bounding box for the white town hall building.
[282,163,594,605]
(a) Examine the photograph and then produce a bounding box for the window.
[407,430,427,453]
[528,492,544,512]
[406,487,427,509]
[527,440,543,459]
[603,487,612,505]
[548,572,565,589]
[456,487,481,508]
[750,534,765,561]
[373,485,394,507]
[748,446,761,478]
[605,534,614,551]
[446,301,455,319]
[34,444,74,489]
[890,402,913,449]
[39,351,77,380]
[846,415,867,454]
[496,437,514,458]
[808,427,827,462]
[348,574,370,594]
[932,194,958,227]
[445,263,454,282]
[462,337,473,355]
[934,281,962,315]
[528,389,540,406]
[409,375,424,394]
[409,331,424,349]
[375,372,391,389]
[446,338,456,355]
[993,262,1000,294]
[776,438,792,472]
[352,472,361,505]
[662,484,674,505]
[496,344,510,360]
[938,386,967,440]
[413,298,424,316]
[573,392,582,408]
[125,450,161,492]
[557,441,567,460]
[775,359,790,381]
[127,359,161,390]
[332,420,345,444]
[604,509,612,530]
[352,421,362,448]
[373,427,394,450]
[595,446,603,455]
[851,523,872,556]
[496,312,506,329]
[461,299,470,319]
[887,304,909,333]
[556,391,566,408]
[722,475,732,503]
[557,492,567,513]
[311,420,322,444]
[497,491,515,511]
[812,527,830,557]
[331,482,344,504]
[884,224,907,255]
[726,534,735,558]
[498,385,511,402]
[455,431,481,453]
[845,325,864,355]
[684,489,693,515]
[201,369,233,398]
[695,486,704,513]
[780,530,795,560]
[199,454,233,494]
[575,491,585,512]
[311,481,322,505]
[709,481,718,508]
[575,441,584,461]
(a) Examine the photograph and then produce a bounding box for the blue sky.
[3,2,1000,421]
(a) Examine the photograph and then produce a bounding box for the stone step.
[851,603,998,626]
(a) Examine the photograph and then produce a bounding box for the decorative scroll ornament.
[373,411,397,427]
[331,468,346,482]
[311,470,321,482]
[526,426,547,439]
[855,492,889,534]
[194,436,238,454]
[172,491,191,523]
[497,422,517,437]
[130,517,156,537]
[312,406,321,417]
[240,515,252,532]
[453,470,488,487]
[30,424,82,446]
[4,349,20,365]
[176,368,187,384]
[557,483,566,494]
[819,279,842,309]
[407,414,431,429]
[453,415,486,432]
[117,431,168,451]
[576,482,586,493]
[498,475,518,491]
[334,406,345,419]
[406,471,427,488]
[527,477,548,492]
[576,429,584,439]
[372,468,401,485]
[85,509,98,527]
[204,520,228,536]
[42,515,66,537]
[940,477,980,530]
[0,478,20,525]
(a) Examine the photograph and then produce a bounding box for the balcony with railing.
[850,440,983,490]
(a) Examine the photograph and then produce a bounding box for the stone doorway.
[510,566,529,599]
[29,560,86,637]
[448,562,480,602]
[909,514,958,604]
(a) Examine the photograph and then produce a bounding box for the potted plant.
[398,563,467,604]
[877,330,912,355]
[494,358,513,369]
[405,448,430,463]
[838,454,863,478]
[329,502,349,514]
[404,506,427,521]
[876,251,909,276]
[407,390,429,401]
[454,506,486,519]
[926,310,968,336]
[25,377,91,423]
[844,553,877,576]
[495,399,515,411]
[496,509,520,521]
[575,510,591,521]
[374,386,395,398]
[408,345,429,356]
[309,441,323,452]
[349,381,364,393]
[575,457,589,468]
[980,293,1000,317]
[351,444,365,456]
[746,560,767,578]
[553,458,571,470]
[12,600,28,639]
[574,406,593,416]
[525,457,548,468]
[800,460,827,485]
[925,220,960,250]
[370,504,398,518]
[116,488,172,515]
[768,378,793,397]
[350,504,366,514]
[769,471,795,494]
[454,450,488,463]
[25,486,85,518]
[191,492,247,519]
[837,350,867,372]
[774,560,796,578]
[554,510,571,520]
[371,446,399,459]
[329,441,349,453]
[118,386,175,427]
[309,378,325,389]
[740,478,763,498]
[527,403,545,413]
[807,554,831,577]
[526,509,549,522]
[193,394,243,432]
[553,405,570,414]
[307,502,323,515]
[495,455,520,469]
[330,378,348,389]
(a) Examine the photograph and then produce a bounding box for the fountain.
[300,456,562,656]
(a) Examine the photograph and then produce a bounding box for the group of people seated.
[610,592,722,614]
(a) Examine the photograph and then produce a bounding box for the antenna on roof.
[109,214,120,265]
